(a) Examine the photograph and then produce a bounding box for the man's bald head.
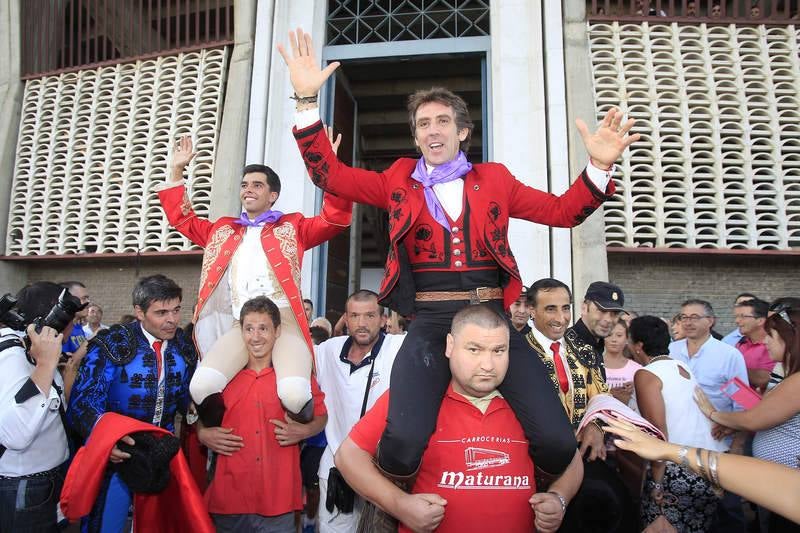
[450,304,509,337]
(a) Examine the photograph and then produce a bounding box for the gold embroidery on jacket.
[199,225,236,291]
[272,222,301,289]
[525,332,608,428]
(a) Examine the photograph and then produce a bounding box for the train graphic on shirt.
[464,446,510,471]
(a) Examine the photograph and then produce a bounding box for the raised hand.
[171,135,196,170]
[576,107,639,169]
[277,28,340,98]
[326,125,342,156]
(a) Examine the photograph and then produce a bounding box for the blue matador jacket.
[67,322,197,441]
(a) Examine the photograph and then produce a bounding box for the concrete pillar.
[490,1,553,286]
[563,1,611,298]
[0,0,28,294]
[208,0,258,219]
[255,0,327,299]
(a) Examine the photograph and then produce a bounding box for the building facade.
[1,0,798,330]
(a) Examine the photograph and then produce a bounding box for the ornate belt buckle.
[471,287,489,304]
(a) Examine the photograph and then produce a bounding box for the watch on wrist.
[548,491,567,514]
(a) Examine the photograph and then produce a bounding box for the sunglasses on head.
[769,302,795,329]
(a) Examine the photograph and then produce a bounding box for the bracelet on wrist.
[290,93,318,104]
[677,446,690,469]
[591,418,606,438]
[695,447,709,481]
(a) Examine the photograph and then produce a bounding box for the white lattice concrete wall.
[589,22,800,250]
[6,47,229,255]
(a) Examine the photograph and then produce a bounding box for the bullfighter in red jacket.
[158,133,351,426]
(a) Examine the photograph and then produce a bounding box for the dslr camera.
[0,288,87,339]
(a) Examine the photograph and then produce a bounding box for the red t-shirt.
[350,386,536,533]
[205,367,326,516]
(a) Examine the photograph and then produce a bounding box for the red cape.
[61,413,214,533]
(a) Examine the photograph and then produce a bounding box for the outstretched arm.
[281,29,395,208]
[157,135,215,246]
[605,416,800,524]
[694,374,800,432]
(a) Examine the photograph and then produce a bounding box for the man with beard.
[311,290,405,532]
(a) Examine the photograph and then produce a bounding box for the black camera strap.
[359,353,378,419]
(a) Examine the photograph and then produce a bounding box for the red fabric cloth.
[60,412,213,533]
[551,342,569,394]
[204,367,326,516]
[294,120,614,311]
[180,424,209,493]
[350,387,536,533]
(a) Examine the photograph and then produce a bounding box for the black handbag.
[324,353,378,514]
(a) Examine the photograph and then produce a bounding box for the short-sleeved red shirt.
[205,367,326,516]
[737,337,776,372]
[350,385,536,533]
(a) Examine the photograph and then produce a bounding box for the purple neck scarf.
[410,151,472,231]
[234,209,284,227]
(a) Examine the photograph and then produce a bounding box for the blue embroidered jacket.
[67,322,197,440]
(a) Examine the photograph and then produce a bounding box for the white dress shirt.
[229,224,289,319]
[0,328,69,476]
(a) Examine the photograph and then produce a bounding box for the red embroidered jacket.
[158,184,351,355]
[294,121,614,314]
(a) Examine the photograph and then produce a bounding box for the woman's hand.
[693,386,717,420]
[602,416,674,462]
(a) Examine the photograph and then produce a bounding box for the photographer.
[0,281,79,531]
